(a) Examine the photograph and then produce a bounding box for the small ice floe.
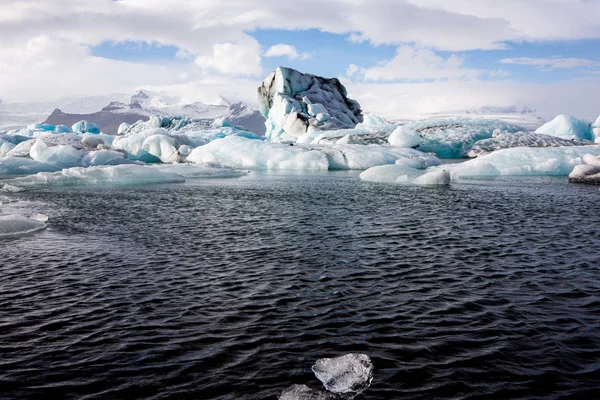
[0,214,47,238]
[1,184,25,193]
[29,213,49,222]
[312,354,374,398]
[569,154,600,185]
[279,384,335,400]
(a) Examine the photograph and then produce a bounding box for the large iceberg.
[0,214,47,238]
[311,354,373,398]
[6,165,185,187]
[188,136,329,171]
[388,118,525,158]
[535,114,593,141]
[258,67,363,142]
[450,146,600,178]
[187,135,441,171]
[569,154,600,185]
[467,131,591,158]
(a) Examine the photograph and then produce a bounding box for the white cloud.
[500,57,600,70]
[351,46,482,82]
[194,37,263,77]
[264,44,312,60]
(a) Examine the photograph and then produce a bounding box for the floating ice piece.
[279,384,335,400]
[152,163,247,179]
[29,139,85,167]
[390,118,525,158]
[72,120,100,134]
[1,184,25,192]
[5,139,35,157]
[320,144,441,170]
[258,67,363,141]
[412,169,451,186]
[142,134,181,163]
[0,214,47,238]
[535,114,593,141]
[80,150,128,166]
[111,130,163,162]
[81,135,105,149]
[7,165,186,187]
[188,136,329,171]
[0,157,61,175]
[451,146,600,178]
[117,122,131,135]
[29,213,49,222]
[467,131,591,157]
[312,354,373,398]
[569,154,600,185]
[388,125,422,148]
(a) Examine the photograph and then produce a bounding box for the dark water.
[1,172,600,399]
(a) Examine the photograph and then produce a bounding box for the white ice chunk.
[187,136,329,171]
[312,354,373,398]
[81,150,127,166]
[5,139,36,158]
[388,126,422,148]
[451,146,600,178]
[320,144,441,170]
[412,169,451,186]
[7,165,186,187]
[536,114,593,141]
[29,213,49,222]
[142,134,181,163]
[72,120,100,134]
[0,214,46,238]
[1,184,25,192]
[569,153,600,184]
[152,163,247,179]
[118,122,131,135]
[359,164,421,183]
[0,141,16,156]
[279,384,334,400]
[29,139,85,166]
[81,135,105,149]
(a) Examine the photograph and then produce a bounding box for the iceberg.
[29,139,85,167]
[279,384,335,400]
[388,118,525,158]
[569,154,600,185]
[359,164,450,186]
[141,134,181,163]
[81,135,105,149]
[0,157,62,175]
[451,146,600,178]
[80,150,130,167]
[258,67,363,142]
[312,354,373,398]
[118,122,131,135]
[535,114,593,141]
[6,165,185,187]
[187,136,329,171]
[467,131,591,158]
[319,144,441,170]
[72,120,101,134]
[0,214,47,238]
[5,139,36,158]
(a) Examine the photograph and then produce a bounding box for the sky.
[1,0,600,119]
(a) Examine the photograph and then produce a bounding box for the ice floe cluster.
[2,66,600,191]
[280,353,374,400]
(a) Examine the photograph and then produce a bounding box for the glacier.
[258,67,363,142]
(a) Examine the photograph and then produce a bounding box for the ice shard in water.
[312,354,374,398]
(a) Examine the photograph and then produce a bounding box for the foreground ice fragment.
[359,164,450,186]
[279,384,335,400]
[0,214,47,238]
[412,169,451,186]
[6,165,185,187]
[312,354,373,398]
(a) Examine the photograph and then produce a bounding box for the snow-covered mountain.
[1,90,266,134]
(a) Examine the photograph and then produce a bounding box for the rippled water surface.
[2,172,600,399]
